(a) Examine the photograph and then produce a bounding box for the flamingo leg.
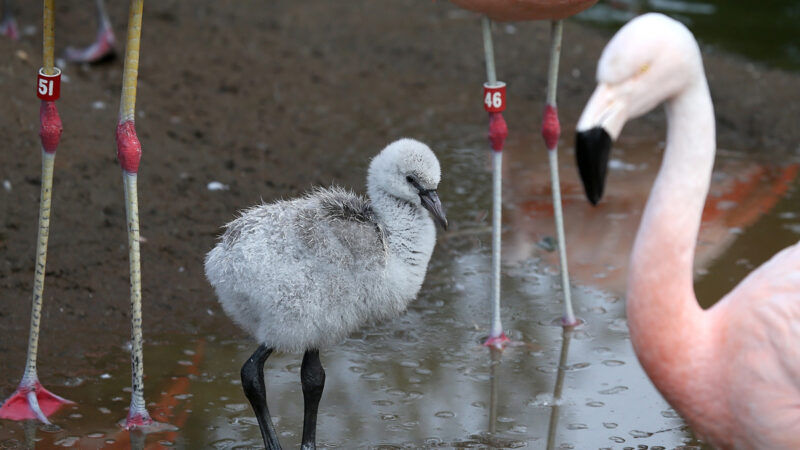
[300,349,326,450]
[122,172,152,429]
[114,0,155,430]
[0,0,73,424]
[63,0,115,63]
[241,345,282,450]
[541,20,577,326]
[0,0,18,40]
[481,16,510,350]
[0,153,73,423]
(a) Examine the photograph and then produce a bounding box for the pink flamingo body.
[447,0,597,21]
[575,14,800,448]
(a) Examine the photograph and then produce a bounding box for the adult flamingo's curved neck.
[627,73,717,404]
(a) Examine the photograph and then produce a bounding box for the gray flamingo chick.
[204,138,447,449]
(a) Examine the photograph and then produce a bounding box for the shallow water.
[1,133,797,448]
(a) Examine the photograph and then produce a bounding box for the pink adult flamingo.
[1,0,114,63]
[575,13,800,448]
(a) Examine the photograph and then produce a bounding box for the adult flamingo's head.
[575,13,704,204]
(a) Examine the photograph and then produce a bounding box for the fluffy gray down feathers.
[204,139,441,353]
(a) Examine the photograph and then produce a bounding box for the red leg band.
[39,101,62,154]
[116,120,142,174]
[542,104,561,151]
[488,112,508,152]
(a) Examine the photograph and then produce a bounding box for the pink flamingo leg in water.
[541,20,577,327]
[0,104,74,422]
[479,17,511,350]
[484,333,511,350]
[483,112,510,350]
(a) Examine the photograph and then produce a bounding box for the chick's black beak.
[420,190,448,230]
[575,127,612,205]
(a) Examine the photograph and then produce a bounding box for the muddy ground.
[1,0,799,392]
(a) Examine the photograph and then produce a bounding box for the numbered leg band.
[36,68,61,102]
[483,81,507,113]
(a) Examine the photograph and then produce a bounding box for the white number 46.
[484,91,503,109]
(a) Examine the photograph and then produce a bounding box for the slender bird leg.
[541,20,577,327]
[0,0,73,424]
[300,350,326,450]
[241,345,282,450]
[0,0,19,40]
[481,16,510,350]
[115,0,157,430]
[64,0,115,63]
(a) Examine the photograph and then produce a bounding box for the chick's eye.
[406,176,414,183]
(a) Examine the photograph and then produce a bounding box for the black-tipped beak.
[575,127,612,205]
[420,190,448,230]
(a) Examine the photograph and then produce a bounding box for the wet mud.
[0,0,799,447]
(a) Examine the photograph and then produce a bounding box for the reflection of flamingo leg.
[481,17,510,350]
[0,0,73,424]
[487,348,501,435]
[545,327,573,450]
[541,20,577,326]
[64,0,115,63]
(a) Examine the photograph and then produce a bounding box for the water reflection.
[488,349,500,437]
[0,281,703,447]
[22,420,35,450]
[500,133,798,298]
[546,326,572,450]
[1,136,797,447]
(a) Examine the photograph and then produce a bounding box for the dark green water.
[578,0,800,71]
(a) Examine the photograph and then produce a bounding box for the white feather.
[204,139,442,353]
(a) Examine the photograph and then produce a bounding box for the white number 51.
[38,78,54,96]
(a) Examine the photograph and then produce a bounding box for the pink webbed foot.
[64,25,115,63]
[0,380,73,423]
[553,316,585,328]
[483,332,511,350]
[0,16,18,41]
[125,408,153,430]
[123,401,175,433]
